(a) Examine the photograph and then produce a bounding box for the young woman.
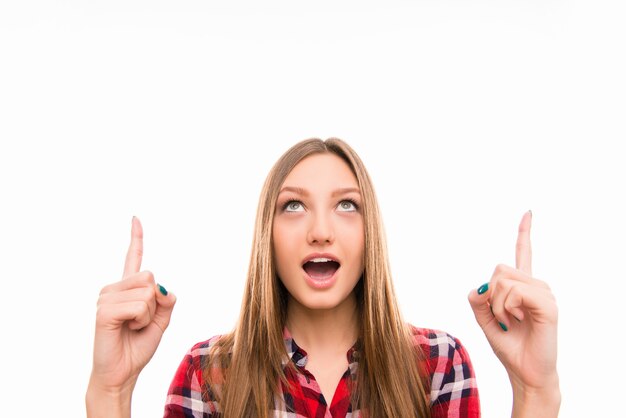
[86,138,560,417]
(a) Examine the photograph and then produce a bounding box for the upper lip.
[301,252,341,266]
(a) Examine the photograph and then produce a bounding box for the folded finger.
[100,270,155,295]
[96,300,154,331]
[491,276,557,325]
[489,278,526,330]
[490,263,546,287]
[97,285,157,313]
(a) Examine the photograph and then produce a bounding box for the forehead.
[282,153,357,187]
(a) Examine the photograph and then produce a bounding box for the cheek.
[272,223,299,274]
[338,218,364,244]
[274,219,309,246]
[352,223,366,270]
[273,223,294,251]
[337,221,365,267]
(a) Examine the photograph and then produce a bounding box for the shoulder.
[168,334,224,385]
[173,335,224,374]
[408,324,475,379]
[408,325,481,417]
[409,325,471,365]
[188,335,224,359]
[163,335,224,417]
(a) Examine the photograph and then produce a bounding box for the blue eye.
[337,200,358,212]
[284,200,304,212]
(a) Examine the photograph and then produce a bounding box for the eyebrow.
[278,186,361,197]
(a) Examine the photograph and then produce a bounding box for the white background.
[1,1,624,417]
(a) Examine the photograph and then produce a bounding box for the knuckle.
[96,291,112,308]
[142,270,155,283]
[538,279,551,290]
[504,281,517,293]
[503,293,519,311]
[134,300,150,317]
[494,263,508,274]
[503,300,512,311]
[99,283,114,295]
[95,304,110,323]
[141,286,156,301]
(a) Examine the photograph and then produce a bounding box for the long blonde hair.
[205,138,431,417]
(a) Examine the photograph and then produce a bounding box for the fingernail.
[477,283,489,295]
[528,209,532,218]
[158,284,168,296]
[499,322,508,332]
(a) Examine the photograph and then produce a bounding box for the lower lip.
[303,268,339,290]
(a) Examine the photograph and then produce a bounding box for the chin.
[294,292,354,312]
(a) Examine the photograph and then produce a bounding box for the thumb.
[152,283,177,334]
[468,283,499,334]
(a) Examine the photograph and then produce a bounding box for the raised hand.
[87,217,176,417]
[468,211,560,417]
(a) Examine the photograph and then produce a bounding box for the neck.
[286,292,359,354]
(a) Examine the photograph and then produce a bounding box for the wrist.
[511,375,561,418]
[86,380,134,418]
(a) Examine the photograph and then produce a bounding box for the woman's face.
[273,153,365,311]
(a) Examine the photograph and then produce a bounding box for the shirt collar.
[282,327,360,368]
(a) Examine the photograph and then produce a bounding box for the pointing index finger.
[123,216,144,279]
[515,210,533,275]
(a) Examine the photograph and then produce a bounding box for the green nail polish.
[499,322,508,332]
[477,283,489,295]
[158,284,168,296]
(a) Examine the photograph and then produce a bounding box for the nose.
[307,212,334,245]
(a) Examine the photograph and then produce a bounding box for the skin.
[86,217,177,418]
[468,211,561,417]
[86,158,560,417]
[272,153,365,403]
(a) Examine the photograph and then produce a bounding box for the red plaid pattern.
[163,326,480,417]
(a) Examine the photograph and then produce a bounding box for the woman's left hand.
[468,211,560,417]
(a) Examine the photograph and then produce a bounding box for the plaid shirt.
[163,326,480,417]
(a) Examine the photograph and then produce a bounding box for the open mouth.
[302,258,340,280]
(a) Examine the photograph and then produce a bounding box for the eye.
[337,199,358,212]
[283,200,304,212]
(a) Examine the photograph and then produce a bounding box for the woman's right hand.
[86,217,176,417]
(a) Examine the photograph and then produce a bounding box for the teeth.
[309,257,334,263]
